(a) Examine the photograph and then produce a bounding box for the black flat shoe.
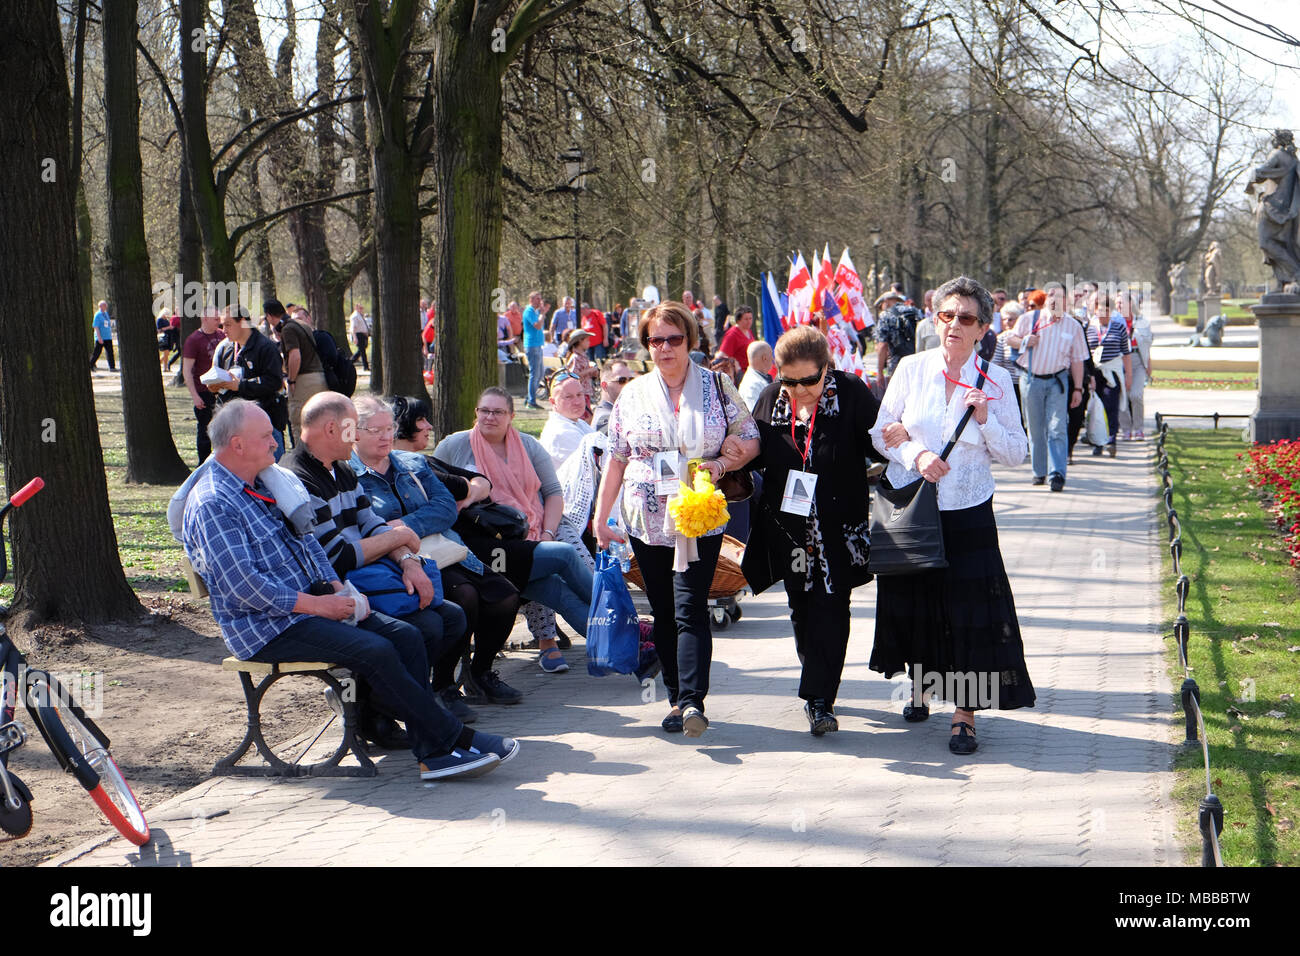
[360,715,410,750]
[902,702,930,723]
[661,708,683,733]
[555,627,572,650]
[805,699,838,736]
[949,721,978,755]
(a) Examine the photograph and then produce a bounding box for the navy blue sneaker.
[419,749,499,780]
[468,731,520,765]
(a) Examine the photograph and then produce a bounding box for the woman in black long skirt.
[869,275,1035,755]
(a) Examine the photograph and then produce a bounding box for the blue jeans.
[628,533,723,711]
[400,601,468,689]
[526,346,543,405]
[252,612,463,761]
[1023,370,1069,479]
[272,428,285,462]
[520,541,594,635]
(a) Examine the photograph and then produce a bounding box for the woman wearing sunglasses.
[594,301,759,737]
[741,325,887,735]
[868,276,1034,755]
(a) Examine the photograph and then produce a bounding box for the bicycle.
[0,477,150,846]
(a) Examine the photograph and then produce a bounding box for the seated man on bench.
[182,398,519,781]
[284,391,479,723]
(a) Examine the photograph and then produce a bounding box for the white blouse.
[869,349,1027,510]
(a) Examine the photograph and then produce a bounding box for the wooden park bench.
[181,555,377,778]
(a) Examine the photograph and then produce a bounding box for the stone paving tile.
[47,447,1182,867]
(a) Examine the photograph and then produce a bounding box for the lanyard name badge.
[781,405,819,516]
[653,450,683,496]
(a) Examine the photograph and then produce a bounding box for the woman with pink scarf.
[434,387,593,673]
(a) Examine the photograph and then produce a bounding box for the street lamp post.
[870,226,882,298]
[559,146,586,310]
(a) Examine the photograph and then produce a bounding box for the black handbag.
[713,371,755,502]
[868,359,990,575]
[455,500,529,540]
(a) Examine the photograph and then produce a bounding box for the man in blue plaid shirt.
[182,399,519,781]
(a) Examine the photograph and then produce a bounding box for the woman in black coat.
[741,325,886,736]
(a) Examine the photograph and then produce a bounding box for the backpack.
[313,329,356,396]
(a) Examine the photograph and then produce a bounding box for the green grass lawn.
[1161,428,1300,866]
[1173,299,1256,326]
[1148,370,1258,391]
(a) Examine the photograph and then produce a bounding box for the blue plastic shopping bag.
[586,551,642,676]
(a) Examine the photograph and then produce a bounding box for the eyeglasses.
[778,366,825,388]
[553,371,580,385]
[612,376,635,384]
[359,424,396,436]
[647,334,686,350]
[475,406,510,418]
[936,310,982,327]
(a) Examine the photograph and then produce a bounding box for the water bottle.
[606,518,633,572]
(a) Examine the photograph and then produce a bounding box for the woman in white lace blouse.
[868,275,1035,756]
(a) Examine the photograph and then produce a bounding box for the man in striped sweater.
[284,391,479,723]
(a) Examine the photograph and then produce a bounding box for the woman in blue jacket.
[351,396,524,707]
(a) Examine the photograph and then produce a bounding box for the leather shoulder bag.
[868,359,990,575]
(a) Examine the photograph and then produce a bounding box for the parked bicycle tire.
[27,672,150,846]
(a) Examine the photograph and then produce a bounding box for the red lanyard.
[941,358,1003,401]
[790,402,818,468]
[1030,311,1058,335]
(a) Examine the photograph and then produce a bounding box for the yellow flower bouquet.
[668,468,730,538]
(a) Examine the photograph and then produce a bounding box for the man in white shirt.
[540,374,594,470]
[739,340,774,411]
[349,304,371,370]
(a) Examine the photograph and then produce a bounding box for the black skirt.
[869,496,1035,711]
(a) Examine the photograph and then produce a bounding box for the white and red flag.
[786,252,813,326]
[834,247,870,331]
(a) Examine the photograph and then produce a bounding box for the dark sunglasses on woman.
[778,366,825,388]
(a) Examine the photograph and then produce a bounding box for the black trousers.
[629,532,723,712]
[352,332,369,370]
[90,340,115,370]
[786,579,852,706]
[445,577,520,680]
[195,398,215,463]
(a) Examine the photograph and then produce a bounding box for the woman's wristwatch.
[541,529,556,540]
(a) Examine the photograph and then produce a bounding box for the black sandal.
[948,721,978,755]
[902,702,930,723]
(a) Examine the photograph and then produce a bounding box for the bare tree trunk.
[246,152,277,303]
[176,154,203,347]
[0,0,141,627]
[180,0,236,284]
[104,0,190,484]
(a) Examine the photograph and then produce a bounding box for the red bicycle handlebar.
[9,477,44,507]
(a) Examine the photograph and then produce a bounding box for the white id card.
[780,470,818,516]
[653,451,683,496]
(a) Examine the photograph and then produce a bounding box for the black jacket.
[213,329,287,429]
[741,369,885,595]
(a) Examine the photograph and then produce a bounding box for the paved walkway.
[51,437,1181,867]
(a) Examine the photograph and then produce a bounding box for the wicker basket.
[625,534,748,599]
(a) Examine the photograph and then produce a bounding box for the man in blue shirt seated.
[182,398,519,781]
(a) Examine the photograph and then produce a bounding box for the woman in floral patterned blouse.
[594,302,759,738]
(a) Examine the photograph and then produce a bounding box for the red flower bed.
[1242,438,1300,566]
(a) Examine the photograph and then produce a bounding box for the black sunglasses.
[778,365,825,388]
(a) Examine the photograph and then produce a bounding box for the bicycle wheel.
[28,675,150,846]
